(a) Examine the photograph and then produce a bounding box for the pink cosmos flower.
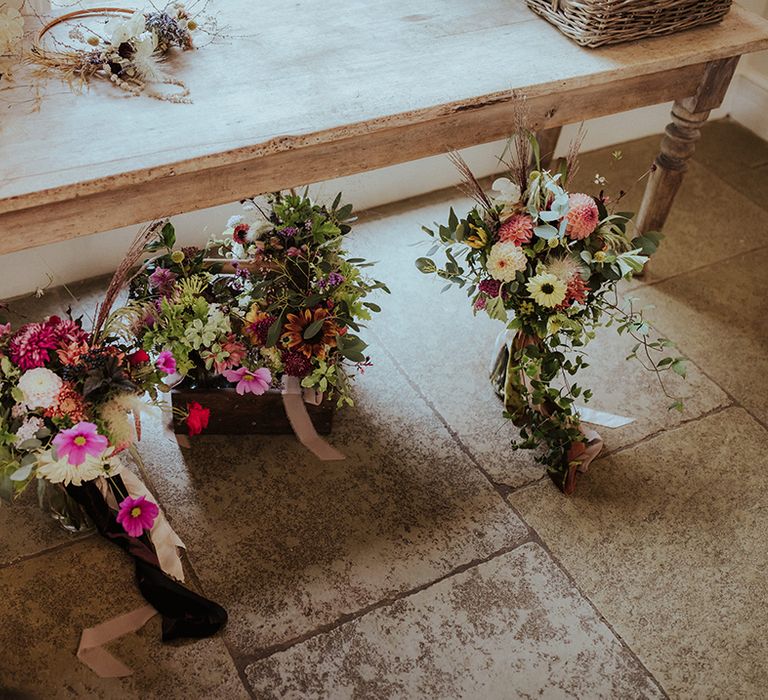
[116,495,159,538]
[156,350,177,375]
[52,422,109,467]
[222,366,271,395]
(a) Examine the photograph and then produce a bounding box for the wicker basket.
[525,0,733,48]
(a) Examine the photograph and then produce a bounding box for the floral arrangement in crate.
[416,134,685,493]
[122,191,387,439]
[215,190,389,403]
[0,225,226,677]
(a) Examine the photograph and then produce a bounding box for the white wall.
[730,0,768,140]
[2,1,765,300]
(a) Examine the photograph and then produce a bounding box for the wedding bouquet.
[0,309,169,531]
[0,225,227,677]
[416,134,684,493]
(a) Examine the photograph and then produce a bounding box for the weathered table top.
[1,1,767,253]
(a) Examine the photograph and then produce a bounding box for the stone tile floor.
[2,119,767,699]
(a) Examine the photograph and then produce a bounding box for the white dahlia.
[487,242,527,282]
[17,368,63,409]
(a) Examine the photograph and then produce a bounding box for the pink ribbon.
[282,376,345,461]
[77,604,157,678]
[80,468,186,678]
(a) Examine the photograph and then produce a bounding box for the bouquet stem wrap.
[490,330,603,494]
[65,475,227,677]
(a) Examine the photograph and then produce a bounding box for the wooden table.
[1,1,768,255]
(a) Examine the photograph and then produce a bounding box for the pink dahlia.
[52,422,109,466]
[116,495,159,538]
[497,214,534,246]
[565,194,599,240]
[222,366,271,395]
[214,335,248,373]
[46,316,88,347]
[148,268,178,296]
[9,323,58,370]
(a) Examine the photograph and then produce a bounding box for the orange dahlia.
[281,308,339,360]
[44,382,88,423]
[498,213,534,245]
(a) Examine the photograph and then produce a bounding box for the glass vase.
[37,479,95,534]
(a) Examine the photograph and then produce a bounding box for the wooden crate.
[170,387,335,435]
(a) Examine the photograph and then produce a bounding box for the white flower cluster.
[183,304,232,350]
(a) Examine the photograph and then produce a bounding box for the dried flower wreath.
[31,2,207,102]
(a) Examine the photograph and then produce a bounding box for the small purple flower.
[317,272,345,290]
[148,268,177,296]
[279,226,298,238]
[156,350,177,375]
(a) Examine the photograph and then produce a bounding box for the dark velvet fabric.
[66,476,227,641]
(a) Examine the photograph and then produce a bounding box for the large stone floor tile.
[245,542,663,699]
[137,347,527,658]
[0,539,248,700]
[634,247,768,423]
[509,408,768,700]
[569,324,729,454]
[693,119,768,211]
[350,194,728,487]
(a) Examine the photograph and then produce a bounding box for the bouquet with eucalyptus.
[416,134,685,493]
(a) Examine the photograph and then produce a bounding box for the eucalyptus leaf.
[10,463,33,482]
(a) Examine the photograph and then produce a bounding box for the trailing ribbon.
[282,376,345,461]
[66,475,227,678]
[95,467,186,583]
[77,604,157,678]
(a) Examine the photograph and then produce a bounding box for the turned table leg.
[635,57,740,236]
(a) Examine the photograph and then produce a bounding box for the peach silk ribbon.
[282,376,345,461]
[78,469,186,678]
